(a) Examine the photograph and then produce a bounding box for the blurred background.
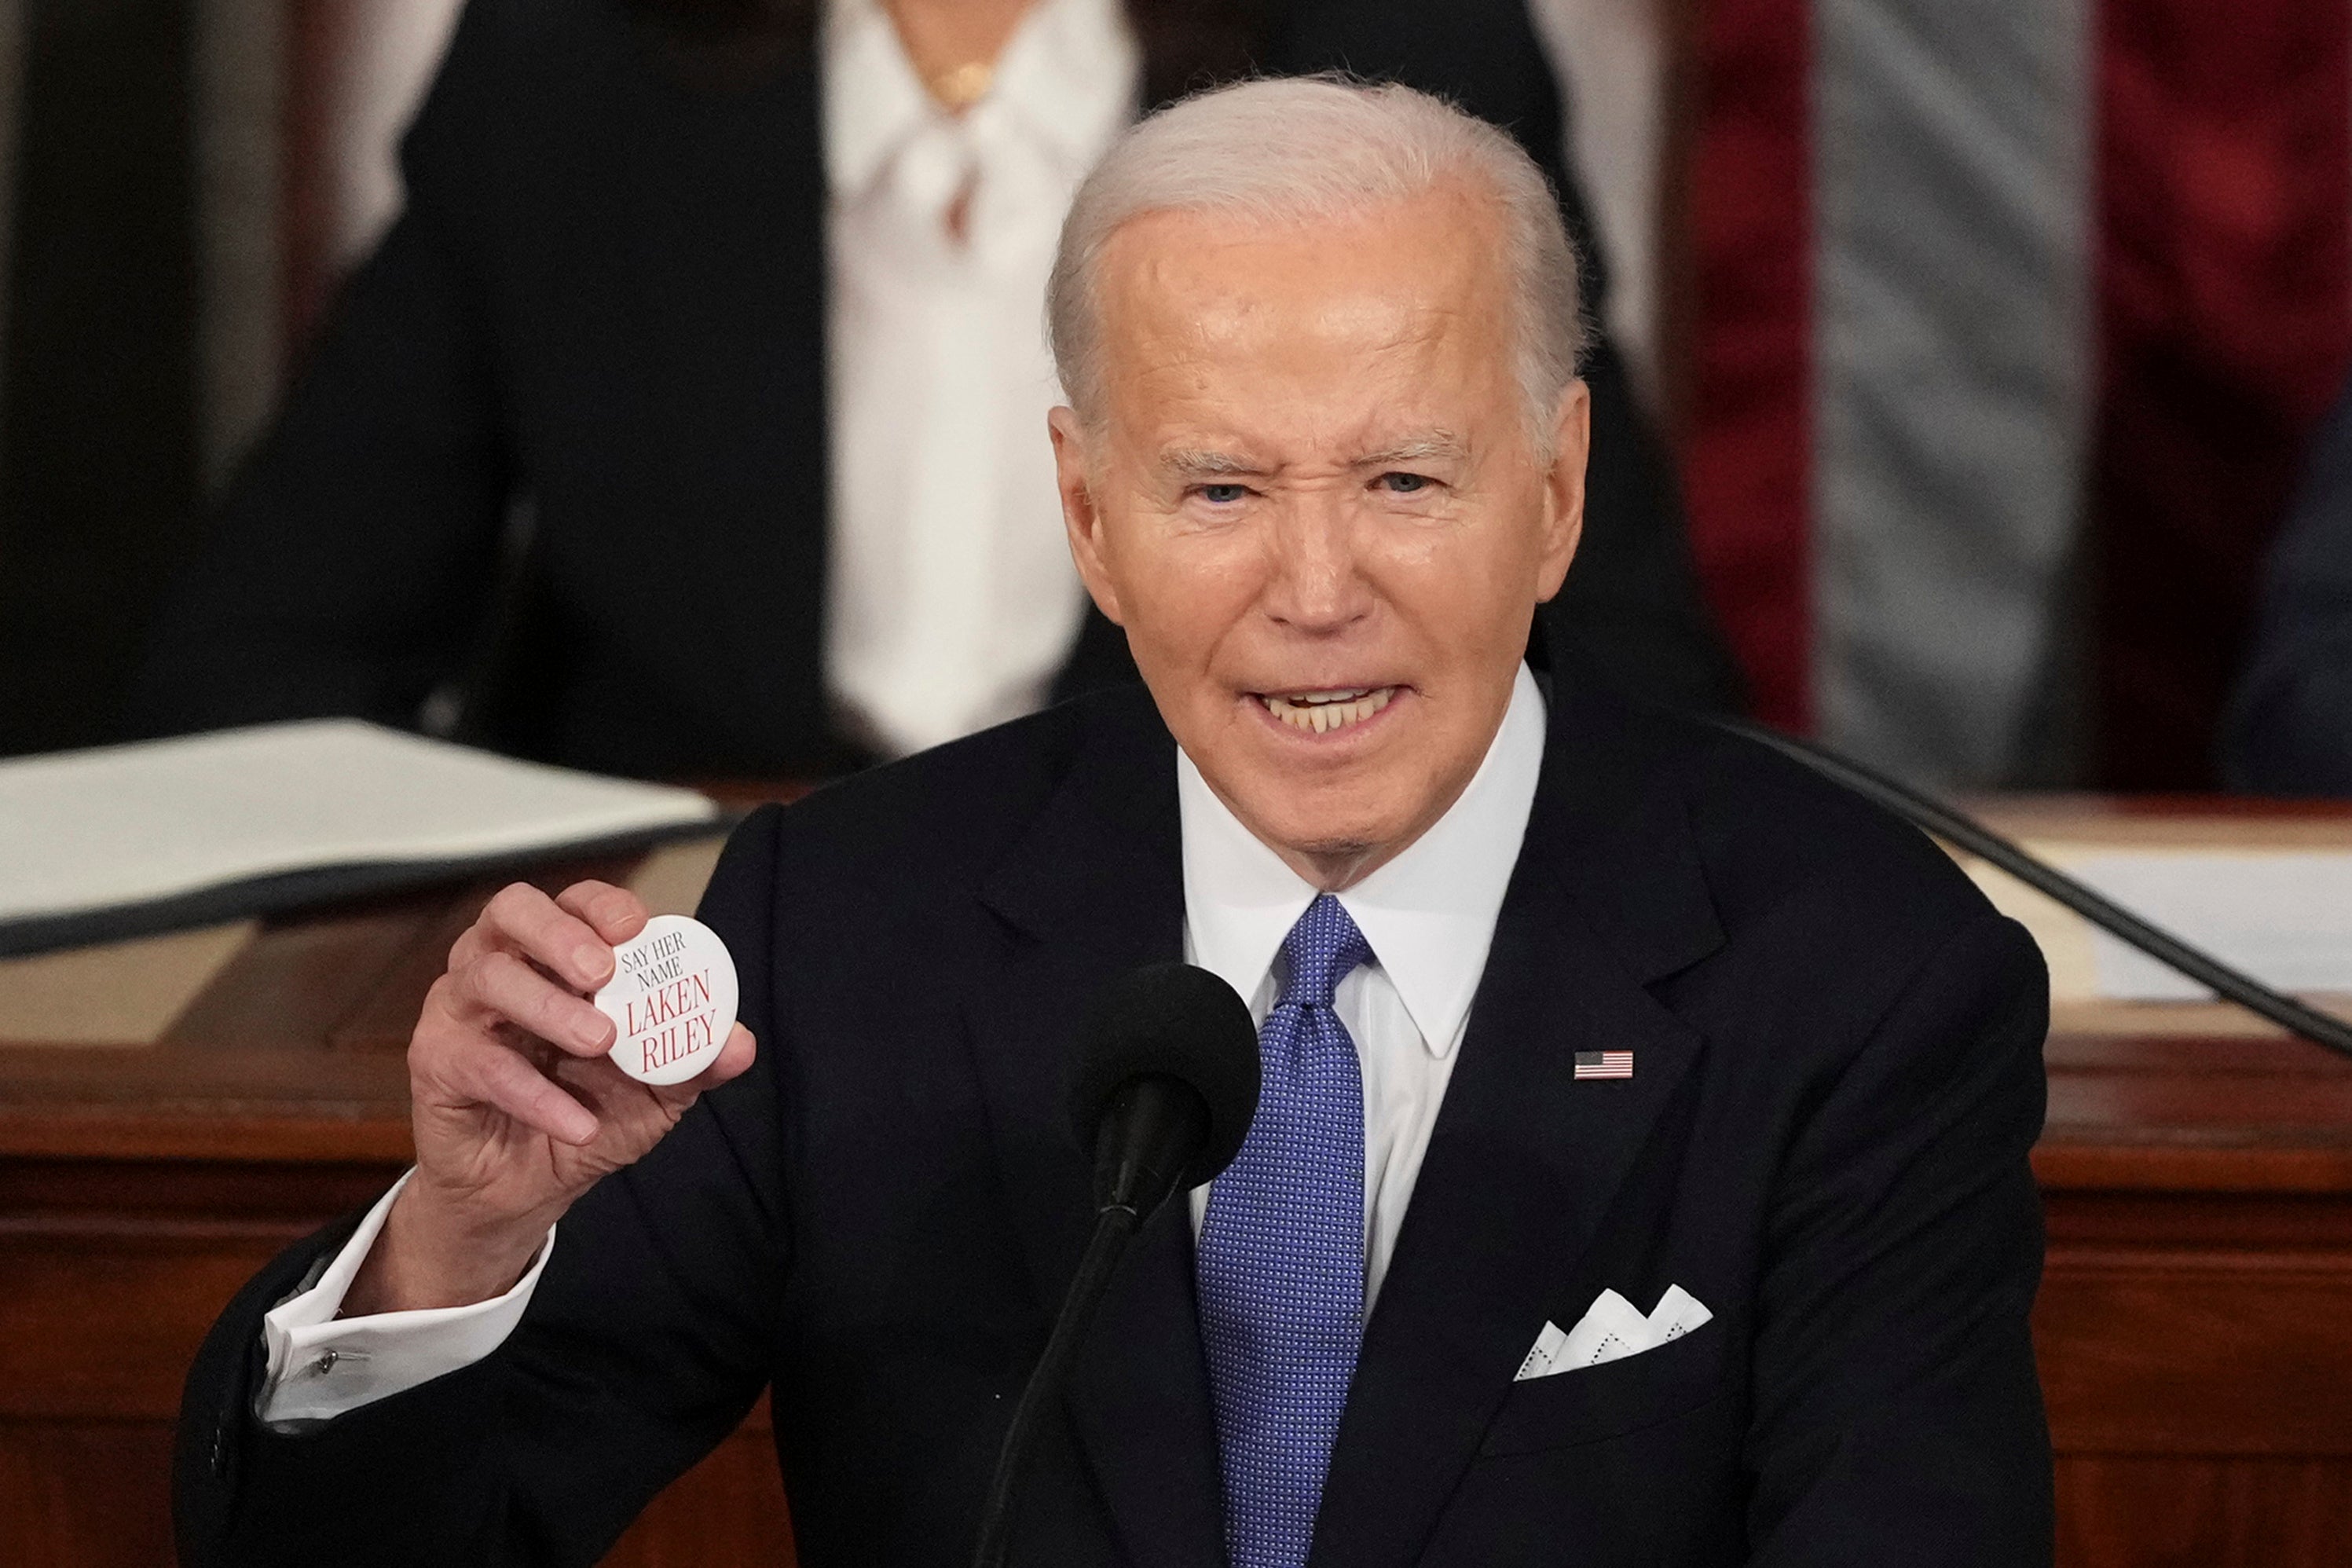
[2,0,2347,793]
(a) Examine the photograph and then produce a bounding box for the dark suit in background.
[176,679,2052,1566]
[2226,370,2352,795]
[128,0,1741,779]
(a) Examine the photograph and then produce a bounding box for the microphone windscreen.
[1068,962,1259,1188]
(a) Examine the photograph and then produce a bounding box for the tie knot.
[1277,894,1373,1011]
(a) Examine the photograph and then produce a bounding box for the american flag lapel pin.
[1573,1050,1634,1081]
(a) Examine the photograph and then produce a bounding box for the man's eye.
[1379,471,1433,494]
[1198,484,1250,504]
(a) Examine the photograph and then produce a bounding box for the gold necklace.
[929,59,994,112]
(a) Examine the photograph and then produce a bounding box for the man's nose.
[1262,492,1372,633]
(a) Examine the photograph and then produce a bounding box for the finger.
[456,950,617,1057]
[703,1023,757,1086]
[555,1053,681,1139]
[555,880,650,948]
[456,1036,601,1146]
[474,881,614,992]
[649,1024,758,1108]
[445,916,493,974]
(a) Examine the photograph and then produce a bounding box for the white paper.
[2066,852,2352,1002]
[0,720,720,925]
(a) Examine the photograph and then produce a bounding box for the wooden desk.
[2,798,2349,1566]
[0,837,789,1567]
[1967,800,2352,1565]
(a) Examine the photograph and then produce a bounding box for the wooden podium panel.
[1979,799,2352,1567]
[3,800,2350,1566]
[0,843,793,1567]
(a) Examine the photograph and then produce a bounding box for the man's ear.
[1535,379,1591,603]
[1050,405,1125,625]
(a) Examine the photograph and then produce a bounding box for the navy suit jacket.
[126,0,1740,778]
[175,680,2053,1566]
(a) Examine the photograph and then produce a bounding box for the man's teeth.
[1260,687,1397,735]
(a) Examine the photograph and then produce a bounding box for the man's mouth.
[1255,686,1399,735]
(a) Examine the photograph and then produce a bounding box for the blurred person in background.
[130,0,1738,781]
[2226,368,2352,796]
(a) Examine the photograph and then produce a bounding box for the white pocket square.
[1515,1284,1713,1380]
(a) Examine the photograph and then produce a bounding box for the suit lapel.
[962,694,1225,1566]
[1312,686,1724,1567]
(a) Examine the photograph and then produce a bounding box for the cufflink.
[302,1346,368,1377]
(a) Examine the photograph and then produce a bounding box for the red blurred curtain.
[1678,0,1814,733]
[2091,0,2352,787]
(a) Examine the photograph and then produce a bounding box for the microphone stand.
[972,1075,1210,1567]
[969,1207,1138,1568]
[1715,718,2352,1062]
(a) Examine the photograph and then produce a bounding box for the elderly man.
[176,81,2053,1567]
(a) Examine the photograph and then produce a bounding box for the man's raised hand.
[343,879,755,1315]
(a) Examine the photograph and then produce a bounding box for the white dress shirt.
[1180,664,1548,1308]
[256,667,1547,1423]
[257,1169,556,1425]
[822,0,1139,756]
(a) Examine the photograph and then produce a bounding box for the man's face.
[1050,182,1589,888]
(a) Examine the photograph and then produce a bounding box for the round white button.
[593,914,740,1086]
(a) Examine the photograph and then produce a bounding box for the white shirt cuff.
[257,1169,556,1427]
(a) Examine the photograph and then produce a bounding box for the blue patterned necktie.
[1197,893,1373,1568]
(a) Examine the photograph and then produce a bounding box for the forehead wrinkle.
[1102,204,1524,472]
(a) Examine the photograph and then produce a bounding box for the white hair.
[1046,75,1588,452]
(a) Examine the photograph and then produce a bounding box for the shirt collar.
[1178,665,1549,1057]
[822,0,1138,200]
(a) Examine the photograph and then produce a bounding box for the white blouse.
[820,0,1141,757]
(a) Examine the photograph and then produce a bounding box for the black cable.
[972,1207,1138,1568]
[1713,718,2352,1063]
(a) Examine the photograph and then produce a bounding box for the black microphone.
[971,962,1259,1568]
